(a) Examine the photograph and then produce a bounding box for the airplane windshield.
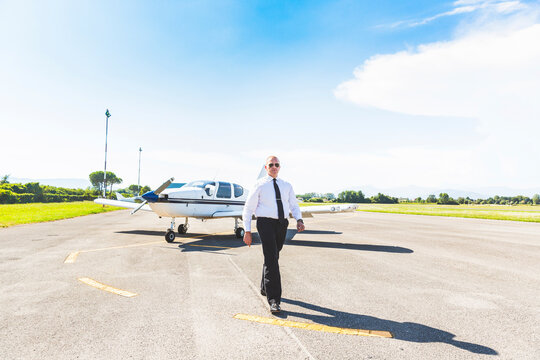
[185,180,215,188]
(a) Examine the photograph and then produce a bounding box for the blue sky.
[1,0,539,194]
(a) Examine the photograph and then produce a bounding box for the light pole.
[138,147,142,195]
[103,109,111,198]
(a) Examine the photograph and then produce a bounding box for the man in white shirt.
[243,155,305,313]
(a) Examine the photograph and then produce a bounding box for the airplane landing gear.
[235,227,245,238]
[178,217,189,234]
[165,218,176,243]
[234,218,245,239]
[165,230,176,243]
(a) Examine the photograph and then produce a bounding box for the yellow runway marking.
[78,277,138,297]
[64,251,80,263]
[233,314,392,338]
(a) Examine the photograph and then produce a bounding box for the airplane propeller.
[130,177,174,214]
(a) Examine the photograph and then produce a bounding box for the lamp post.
[103,109,111,198]
[138,147,142,195]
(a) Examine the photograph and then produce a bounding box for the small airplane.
[96,177,357,242]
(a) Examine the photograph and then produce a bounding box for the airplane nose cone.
[141,191,159,202]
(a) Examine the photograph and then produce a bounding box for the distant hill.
[9,178,91,189]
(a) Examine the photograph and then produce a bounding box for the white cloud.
[336,8,540,188]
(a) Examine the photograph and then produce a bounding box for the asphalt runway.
[1,211,539,359]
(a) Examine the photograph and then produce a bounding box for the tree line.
[0,172,151,204]
[0,182,101,204]
[298,191,540,205]
[298,190,399,204]
[416,193,540,205]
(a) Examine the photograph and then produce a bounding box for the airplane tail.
[116,192,126,200]
[257,165,266,180]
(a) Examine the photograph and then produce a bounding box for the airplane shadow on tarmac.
[285,229,414,254]
[278,298,497,355]
[116,229,413,254]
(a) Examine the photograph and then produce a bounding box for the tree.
[370,193,398,204]
[438,193,450,204]
[337,190,366,203]
[106,173,122,196]
[324,193,336,201]
[426,194,437,203]
[437,193,458,205]
[533,194,540,205]
[1,174,9,184]
[128,184,140,195]
[89,171,122,196]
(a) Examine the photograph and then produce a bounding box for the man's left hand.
[297,220,305,232]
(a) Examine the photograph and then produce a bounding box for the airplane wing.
[299,204,357,218]
[211,204,357,220]
[94,198,153,211]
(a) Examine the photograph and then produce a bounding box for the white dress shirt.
[242,175,302,231]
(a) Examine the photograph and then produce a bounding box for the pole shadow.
[278,298,497,355]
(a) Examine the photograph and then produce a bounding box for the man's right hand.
[243,231,252,247]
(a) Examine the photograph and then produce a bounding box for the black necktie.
[273,178,285,221]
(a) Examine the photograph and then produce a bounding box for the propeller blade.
[154,177,175,195]
[130,200,148,215]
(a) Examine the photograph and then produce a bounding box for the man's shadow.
[278,298,497,355]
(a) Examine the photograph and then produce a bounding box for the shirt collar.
[264,175,279,182]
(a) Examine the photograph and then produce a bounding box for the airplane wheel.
[178,224,187,234]
[165,231,176,243]
[235,227,245,239]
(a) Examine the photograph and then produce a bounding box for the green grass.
[0,201,124,227]
[354,203,540,223]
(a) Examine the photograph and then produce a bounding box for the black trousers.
[257,217,289,305]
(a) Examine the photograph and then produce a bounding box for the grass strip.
[0,201,123,227]
[354,204,540,223]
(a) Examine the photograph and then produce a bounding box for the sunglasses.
[267,163,280,168]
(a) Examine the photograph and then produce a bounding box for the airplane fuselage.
[148,180,247,219]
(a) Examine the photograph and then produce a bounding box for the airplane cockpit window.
[185,180,214,189]
[233,184,244,197]
[217,182,231,198]
[185,180,216,196]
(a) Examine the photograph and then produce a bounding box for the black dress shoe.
[260,289,266,296]
[270,302,281,313]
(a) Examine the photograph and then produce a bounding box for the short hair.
[265,155,279,164]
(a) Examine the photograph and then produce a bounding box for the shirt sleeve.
[242,183,261,231]
[288,184,302,221]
